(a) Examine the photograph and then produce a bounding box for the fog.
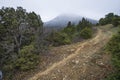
[0,0,120,22]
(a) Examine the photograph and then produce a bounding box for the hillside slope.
[44,14,98,28]
[27,24,115,80]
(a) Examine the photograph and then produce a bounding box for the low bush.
[105,30,120,80]
[80,27,93,39]
[46,31,71,46]
[15,45,39,70]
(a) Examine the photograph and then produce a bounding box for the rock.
[57,69,61,73]
[75,60,79,64]
[83,63,86,66]
[96,60,104,66]
[63,75,67,80]
[63,78,66,80]
[72,60,75,63]
[71,60,79,64]
[67,49,75,52]
[53,76,56,79]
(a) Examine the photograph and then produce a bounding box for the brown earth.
[26,25,114,80]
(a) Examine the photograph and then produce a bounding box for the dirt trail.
[28,27,112,80]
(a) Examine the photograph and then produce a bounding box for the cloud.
[0,0,120,21]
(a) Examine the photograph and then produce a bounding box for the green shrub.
[105,30,120,80]
[105,72,120,80]
[15,45,39,70]
[112,18,120,27]
[106,31,120,69]
[46,31,71,46]
[80,27,93,39]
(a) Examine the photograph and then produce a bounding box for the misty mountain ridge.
[44,14,98,28]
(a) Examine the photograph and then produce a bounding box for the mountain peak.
[44,14,98,27]
[58,13,82,17]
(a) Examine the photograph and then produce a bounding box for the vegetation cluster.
[46,18,93,46]
[105,28,120,80]
[0,6,120,80]
[0,7,45,79]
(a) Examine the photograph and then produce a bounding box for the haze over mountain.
[44,14,98,28]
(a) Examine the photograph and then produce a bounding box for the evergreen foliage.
[46,31,71,46]
[80,27,93,39]
[99,13,120,26]
[105,29,120,80]
[77,18,92,31]
[15,45,38,70]
[47,18,93,46]
[0,7,44,79]
[0,7,94,79]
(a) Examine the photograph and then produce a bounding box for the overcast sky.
[0,0,120,22]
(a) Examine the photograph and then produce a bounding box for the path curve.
[28,28,105,80]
